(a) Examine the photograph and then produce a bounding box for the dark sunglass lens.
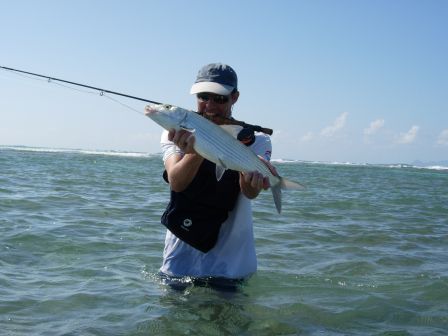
[213,95,229,104]
[197,93,210,101]
[197,93,229,104]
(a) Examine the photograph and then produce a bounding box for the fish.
[145,104,305,213]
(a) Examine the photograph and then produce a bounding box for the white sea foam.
[270,158,302,164]
[273,158,448,172]
[76,149,154,158]
[418,165,448,171]
[0,145,158,158]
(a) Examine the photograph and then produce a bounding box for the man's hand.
[239,156,279,199]
[168,129,196,154]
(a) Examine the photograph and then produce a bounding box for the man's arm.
[165,153,204,192]
[164,129,204,192]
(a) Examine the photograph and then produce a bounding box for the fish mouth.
[144,104,158,116]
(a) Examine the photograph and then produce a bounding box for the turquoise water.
[1,146,447,335]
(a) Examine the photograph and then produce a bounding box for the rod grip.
[260,127,273,135]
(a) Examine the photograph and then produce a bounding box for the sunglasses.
[196,93,230,104]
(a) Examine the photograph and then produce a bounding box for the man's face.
[196,91,239,119]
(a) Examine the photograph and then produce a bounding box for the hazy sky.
[1,0,447,163]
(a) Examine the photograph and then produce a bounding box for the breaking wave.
[0,145,159,158]
[271,157,448,172]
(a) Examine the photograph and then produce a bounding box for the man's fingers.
[242,171,270,190]
[167,128,176,141]
[262,176,270,190]
[184,134,196,152]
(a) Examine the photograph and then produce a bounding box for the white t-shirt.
[159,129,272,279]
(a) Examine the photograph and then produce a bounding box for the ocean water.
[1,146,447,336]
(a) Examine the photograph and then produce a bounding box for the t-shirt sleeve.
[250,133,272,161]
[160,130,183,163]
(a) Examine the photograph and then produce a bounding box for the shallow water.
[1,147,447,335]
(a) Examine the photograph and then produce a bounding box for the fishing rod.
[0,65,162,105]
[0,65,273,135]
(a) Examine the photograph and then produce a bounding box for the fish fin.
[220,125,243,139]
[280,177,306,190]
[215,159,227,181]
[271,183,282,214]
[179,124,196,132]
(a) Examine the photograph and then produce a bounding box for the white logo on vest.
[181,218,193,231]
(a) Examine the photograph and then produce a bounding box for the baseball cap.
[190,63,238,95]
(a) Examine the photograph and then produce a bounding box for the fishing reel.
[237,127,256,146]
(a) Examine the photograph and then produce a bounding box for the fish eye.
[162,104,172,109]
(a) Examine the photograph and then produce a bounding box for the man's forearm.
[165,153,204,192]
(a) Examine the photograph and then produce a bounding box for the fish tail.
[271,177,305,213]
[271,183,282,214]
[280,177,306,190]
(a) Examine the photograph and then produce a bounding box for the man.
[159,63,273,288]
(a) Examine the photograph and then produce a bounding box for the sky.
[1,0,447,164]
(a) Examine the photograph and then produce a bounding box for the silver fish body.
[145,104,304,213]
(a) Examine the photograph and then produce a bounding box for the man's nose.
[205,99,218,108]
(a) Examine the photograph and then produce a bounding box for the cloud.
[397,125,419,144]
[437,129,448,146]
[320,112,348,137]
[300,131,314,142]
[364,119,385,135]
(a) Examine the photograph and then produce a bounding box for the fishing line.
[0,66,162,104]
[0,68,57,91]
[51,79,101,96]
[1,65,148,116]
[102,94,145,116]
[51,80,144,116]
[47,80,144,116]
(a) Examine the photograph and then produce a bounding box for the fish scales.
[189,112,269,175]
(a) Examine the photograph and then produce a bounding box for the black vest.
[161,160,241,253]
